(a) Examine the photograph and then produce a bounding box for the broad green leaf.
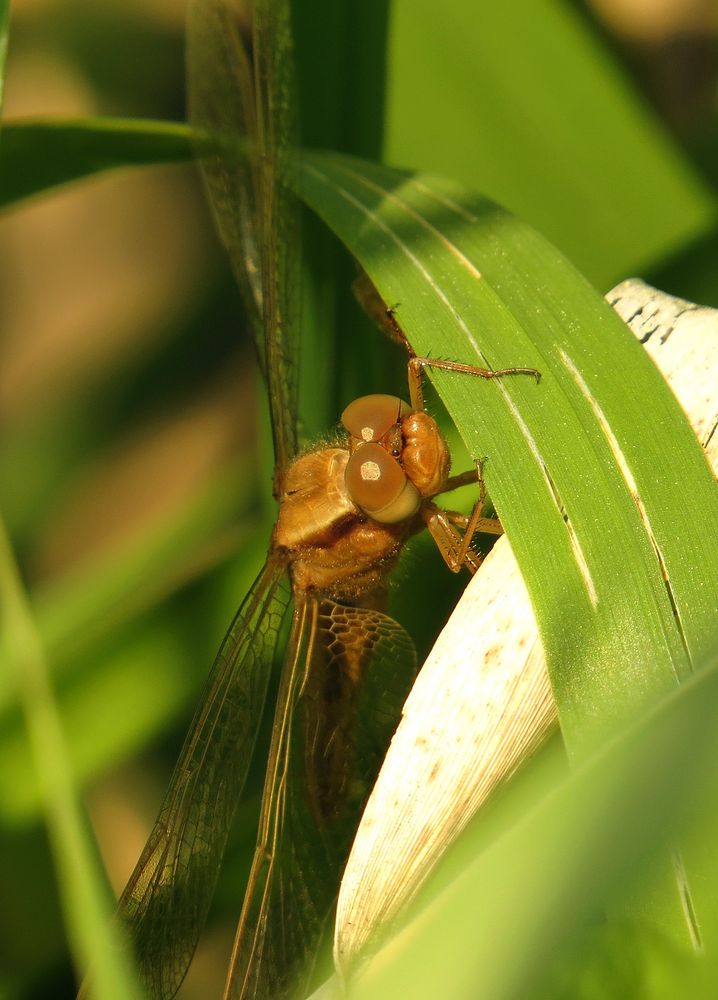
[298,154,718,949]
[300,152,718,749]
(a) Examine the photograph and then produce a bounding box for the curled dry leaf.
[333,279,718,973]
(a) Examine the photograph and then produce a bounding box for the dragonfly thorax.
[273,446,409,599]
[272,395,451,599]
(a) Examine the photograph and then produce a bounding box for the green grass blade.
[0,117,193,207]
[0,515,141,999]
[0,462,262,826]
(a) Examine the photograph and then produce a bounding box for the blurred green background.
[1,0,716,997]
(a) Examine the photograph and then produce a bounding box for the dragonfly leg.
[442,467,479,491]
[439,459,503,536]
[441,465,504,507]
[352,270,411,351]
[422,503,484,574]
[352,269,541,409]
[447,460,502,538]
[406,356,541,411]
[422,458,505,573]
[444,507,503,539]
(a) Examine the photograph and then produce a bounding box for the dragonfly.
[99,2,540,999]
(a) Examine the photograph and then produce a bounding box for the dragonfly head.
[341,393,450,522]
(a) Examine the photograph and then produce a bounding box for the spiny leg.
[352,271,411,351]
[422,504,484,574]
[424,457,508,572]
[442,468,480,492]
[442,458,503,535]
[439,468,503,539]
[353,270,541,408]
[407,356,541,411]
[445,507,503,539]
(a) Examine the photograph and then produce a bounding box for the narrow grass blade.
[0,516,141,999]
[0,117,193,207]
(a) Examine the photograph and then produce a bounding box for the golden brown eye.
[341,394,411,443]
[345,442,421,524]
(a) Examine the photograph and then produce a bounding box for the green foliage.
[384,0,715,288]
[1,1,717,998]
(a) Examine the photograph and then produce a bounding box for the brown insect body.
[108,0,542,994]
[273,396,453,600]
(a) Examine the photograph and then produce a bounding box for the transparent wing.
[115,556,290,1000]
[223,598,419,1000]
[187,0,301,472]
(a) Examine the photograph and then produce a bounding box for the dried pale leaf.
[334,540,553,966]
[608,279,718,459]
[334,279,718,972]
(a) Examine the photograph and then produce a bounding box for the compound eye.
[341,394,411,443]
[345,442,421,524]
